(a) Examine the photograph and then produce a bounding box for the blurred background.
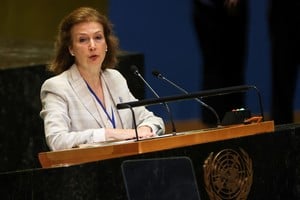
[1,0,299,123]
[0,0,300,172]
[107,0,300,125]
[0,3,300,199]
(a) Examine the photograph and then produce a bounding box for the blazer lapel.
[101,69,133,128]
[68,65,103,127]
[101,70,131,129]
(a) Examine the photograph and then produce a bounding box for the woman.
[40,7,165,151]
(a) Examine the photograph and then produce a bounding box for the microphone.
[130,65,177,134]
[152,70,221,127]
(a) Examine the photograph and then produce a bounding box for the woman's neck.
[78,66,102,89]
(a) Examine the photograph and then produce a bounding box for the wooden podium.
[3,121,300,200]
[38,121,274,168]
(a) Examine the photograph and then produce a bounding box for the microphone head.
[130,65,139,76]
[152,70,162,78]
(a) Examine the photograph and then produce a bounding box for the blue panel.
[108,0,300,121]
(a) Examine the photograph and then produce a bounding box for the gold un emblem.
[203,148,253,200]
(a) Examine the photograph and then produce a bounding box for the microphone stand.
[131,65,177,134]
[123,104,140,141]
[117,85,265,122]
[152,71,221,127]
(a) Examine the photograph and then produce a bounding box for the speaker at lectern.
[121,156,201,200]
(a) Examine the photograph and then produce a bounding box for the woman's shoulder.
[42,70,69,90]
[102,68,126,80]
[103,68,122,75]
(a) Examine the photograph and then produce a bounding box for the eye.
[79,37,88,43]
[95,35,103,41]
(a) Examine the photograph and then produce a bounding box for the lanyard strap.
[86,82,116,128]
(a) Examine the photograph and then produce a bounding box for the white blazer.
[40,64,165,151]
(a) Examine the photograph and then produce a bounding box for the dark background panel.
[0,52,144,172]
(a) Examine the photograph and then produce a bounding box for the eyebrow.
[76,30,104,35]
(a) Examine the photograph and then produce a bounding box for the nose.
[89,39,96,50]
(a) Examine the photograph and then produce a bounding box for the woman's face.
[69,21,107,72]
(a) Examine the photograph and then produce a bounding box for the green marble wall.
[0,0,108,42]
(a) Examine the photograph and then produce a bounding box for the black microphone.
[152,70,221,127]
[130,65,177,134]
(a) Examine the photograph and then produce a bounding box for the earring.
[105,48,108,52]
[70,52,74,56]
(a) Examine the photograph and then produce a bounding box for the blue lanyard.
[86,82,116,128]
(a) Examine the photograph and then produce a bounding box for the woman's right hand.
[105,127,155,141]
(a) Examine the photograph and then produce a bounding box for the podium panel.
[1,122,300,199]
[122,157,201,200]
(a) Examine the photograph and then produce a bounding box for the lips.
[89,55,99,60]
